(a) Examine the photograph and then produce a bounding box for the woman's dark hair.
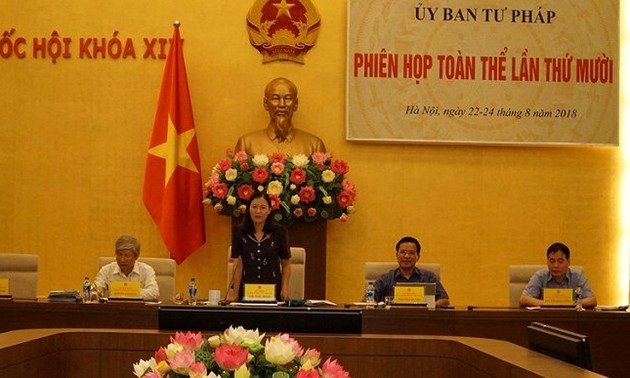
[239,191,277,233]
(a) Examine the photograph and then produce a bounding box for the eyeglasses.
[397,251,418,257]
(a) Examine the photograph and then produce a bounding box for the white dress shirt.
[94,261,159,301]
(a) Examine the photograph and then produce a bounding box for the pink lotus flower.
[211,183,228,199]
[336,190,356,207]
[299,186,316,203]
[300,348,321,368]
[218,158,232,172]
[188,361,207,378]
[275,333,304,358]
[271,162,285,175]
[330,160,349,175]
[290,168,306,185]
[214,344,249,371]
[234,150,248,163]
[252,167,269,183]
[237,184,254,201]
[321,357,350,378]
[296,369,320,378]
[269,195,281,210]
[171,331,204,351]
[154,347,167,363]
[270,152,286,163]
[143,372,162,378]
[169,350,196,373]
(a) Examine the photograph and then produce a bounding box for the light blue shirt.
[522,267,594,299]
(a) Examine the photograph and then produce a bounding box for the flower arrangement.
[133,326,351,378]
[203,149,357,226]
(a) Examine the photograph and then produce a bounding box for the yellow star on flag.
[148,115,199,186]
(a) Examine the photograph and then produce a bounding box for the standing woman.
[227,192,292,302]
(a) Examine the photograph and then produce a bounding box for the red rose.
[252,167,269,183]
[299,186,316,203]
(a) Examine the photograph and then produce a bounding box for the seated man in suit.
[374,236,450,306]
[94,235,159,301]
[519,242,597,308]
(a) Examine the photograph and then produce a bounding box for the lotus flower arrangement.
[203,149,357,226]
[133,326,350,378]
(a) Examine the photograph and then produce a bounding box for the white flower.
[165,342,184,359]
[267,180,284,196]
[265,336,296,365]
[225,168,238,181]
[290,195,300,205]
[132,358,156,377]
[291,154,310,168]
[227,195,237,205]
[321,169,335,183]
[252,154,269,166]
[222,326,265,346]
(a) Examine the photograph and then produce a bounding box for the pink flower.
[290,168,306,185]
[154,347,167,363]
[212,183,228,199]
[214,344,249,371]
[301,348,321,368]
[169,350,196,373]
[237,184,254,201]
[143,372,162,378]
[269,195,281,210]
[234,150,248,163]
[341,178,355,191]
[270,152,286,163]
[252,167,269,183]
[276,333,304,357]
[293,208,303,217]
[188,361,207,377]
[299,186,316,204]
[271,162,285,175]
[321,357,350,378]
[238,204,247,214]
[171,331,204,351]
[240,162,249,171]
[336,190,355,207]
[218,158,232,172]
[307,207,317,217]
[330,160,349,175]
[296,369,320,378]
[311,151,329,166]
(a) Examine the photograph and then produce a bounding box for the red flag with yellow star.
[143,23,205,264]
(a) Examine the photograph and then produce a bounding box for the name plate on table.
[543,288,574,306]
[393,285,425,304]
[0,277,9,296]
[109,281,141,299]
[243,283,276,302]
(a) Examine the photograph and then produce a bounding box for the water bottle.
[82,276,91,303]
[366,281,375,306]
[188,277,198,305]
[574,287,584,311]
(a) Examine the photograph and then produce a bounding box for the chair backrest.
[227,247,306,300]
[97,257,176,302]
[363,262,441,292]
[0,253,39,299]
[508,265,583,308]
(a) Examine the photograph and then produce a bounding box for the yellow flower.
[252,154,269,166]
[322,196,332,205]
[156,360,170,375]
[208,335,221,348]
[267,180,284,196]
[264,336,296,365]
[225,168,238,181]
[290,195,300,205]
[321,169,335,183]
[291,154,309,168]
[227,195,237,205]
[234,364,250,378]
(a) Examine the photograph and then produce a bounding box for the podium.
[232,219,327,299]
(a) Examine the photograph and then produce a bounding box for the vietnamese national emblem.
[247,0,321,64]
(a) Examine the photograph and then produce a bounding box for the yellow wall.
[1,1,626,306]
